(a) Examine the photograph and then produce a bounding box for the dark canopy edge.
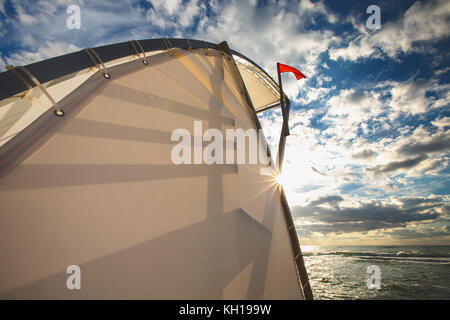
[0,38,280,102]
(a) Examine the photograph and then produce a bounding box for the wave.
[303,250,450,263]
[355,256,450,264]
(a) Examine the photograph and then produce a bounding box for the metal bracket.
[203,41,209,55]
[185,39,193,51]
[84,48,110,79]
[162,38,174,56]
[130,40,148,65]
[6,65,64,117]
[256,101,281,114]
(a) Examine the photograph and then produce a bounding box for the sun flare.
[275,172,289,186]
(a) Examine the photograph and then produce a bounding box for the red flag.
[278,63,307,80]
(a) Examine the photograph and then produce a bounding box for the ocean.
[301,245,450,300]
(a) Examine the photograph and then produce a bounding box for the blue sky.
[0,0,449,244]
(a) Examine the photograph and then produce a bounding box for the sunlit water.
[302,245,450,300]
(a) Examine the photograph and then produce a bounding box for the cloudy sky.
[0,0,449,245]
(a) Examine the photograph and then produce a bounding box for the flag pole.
[276,64,314,300]
[277,63,290,171]
[277,62,283,105]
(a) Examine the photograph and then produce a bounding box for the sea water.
[302,245,450,300]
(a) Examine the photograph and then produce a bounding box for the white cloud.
[149,0,182,15]
[390,80,433,115]
[363,124,450,178]
[323,88,385,140]
[433,116,450,127]
[389,79,449,118]
[179,0,202,28]
[294,85,334,105]
[298,0,337,24]
[13,2,38,25]
[146,8,169,28]
[146,0,204,29]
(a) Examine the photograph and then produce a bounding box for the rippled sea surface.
[302,245,450,300]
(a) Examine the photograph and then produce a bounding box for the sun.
[275,171,289,187]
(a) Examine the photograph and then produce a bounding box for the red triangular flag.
[278,63,307,80]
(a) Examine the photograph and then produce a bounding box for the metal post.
[280,188,314,300]
[276,63,290,172]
